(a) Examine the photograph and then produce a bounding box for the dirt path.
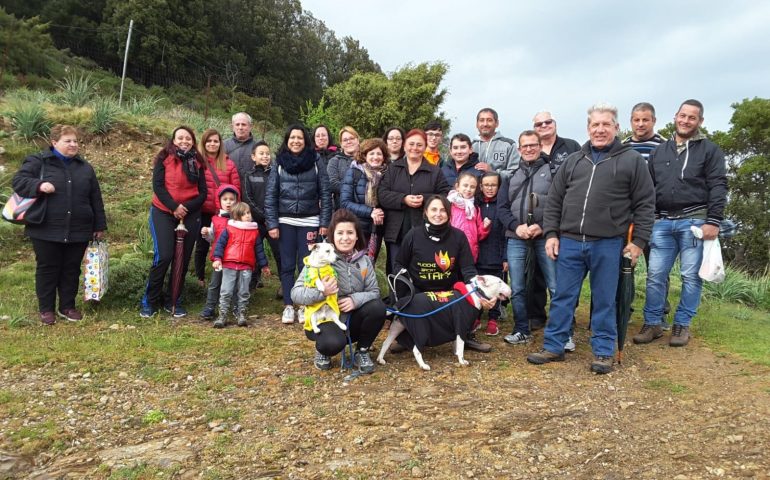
[2,317,769,479]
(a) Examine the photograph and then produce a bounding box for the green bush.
[7,101,51,141]
[101,254,152,309]
[125,95,164,117]
[90,97,120,134]
[56,72,100,107]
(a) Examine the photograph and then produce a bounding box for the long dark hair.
[382,126,405,158]
[328,209,367,251]
[278,123,313,156]
[154,125,204,167]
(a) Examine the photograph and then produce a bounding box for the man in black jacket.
[527,103,655,374]
[634,99,727,348]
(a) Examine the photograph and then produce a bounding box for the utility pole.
[118,19,134,107]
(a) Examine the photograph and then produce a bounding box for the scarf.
[447,190,476,220]
[176,148,200,183]
[276,147,317,175]
[424,220,451,242]
[361,163,386,208]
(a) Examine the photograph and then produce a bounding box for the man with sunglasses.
[472,107,520,181]
[532,111,581,169]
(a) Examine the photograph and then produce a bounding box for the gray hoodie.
[472,132,520,181]
[290,250,380,310]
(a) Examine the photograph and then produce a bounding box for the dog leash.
[339,313,364,381]
[384,288,480,318]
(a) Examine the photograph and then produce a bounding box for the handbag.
[83,240,110,301]
[2,160,48,225]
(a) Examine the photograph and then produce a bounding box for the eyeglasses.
[426,132,443,138]
[520,143,541,150]
[534,119,554,128]
[386,136,402,141]
[341,137,358,143]
[481,183,499,188]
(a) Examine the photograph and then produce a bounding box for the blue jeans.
[543,236,623,357]
[507,238,556,335]
[643,218,705,327]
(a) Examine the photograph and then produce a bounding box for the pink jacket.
[450,204,490,262]
[202,156,241,215]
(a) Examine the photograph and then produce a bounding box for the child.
[243,141,282,293]
[199,184,240,321]
[211,202,271,328]
[476,172,507,336]
[447,171,490,262]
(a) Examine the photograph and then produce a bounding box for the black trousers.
[141,207,200,308]
[305,299,387,356]
[193,212,213,281]
[31,238,89,313]
[526,260,549,321]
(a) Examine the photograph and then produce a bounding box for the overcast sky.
[301,0,769,143]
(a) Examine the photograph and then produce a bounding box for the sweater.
[472,132,520,181]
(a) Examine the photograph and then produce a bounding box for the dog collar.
[453,282,480,309]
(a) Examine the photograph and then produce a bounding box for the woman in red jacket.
[193,128,241,286]
[140,126,207,318]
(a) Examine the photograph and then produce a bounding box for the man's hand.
[515,224,531,239]
[268,228,279,239]
[701,224,720,240]
[502,261,509,273]
[475,162,491,172]
[623,242,643,266]
[545,237,559,260]
[527,224,543,238]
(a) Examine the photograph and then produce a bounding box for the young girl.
[212,202,271,328]
[476,172,507,336]
[243,141,282,293]
[198,184,239,320]
[447,171,491,262]
[140,126,206,318]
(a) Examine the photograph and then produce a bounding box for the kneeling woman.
[291,209,386,373]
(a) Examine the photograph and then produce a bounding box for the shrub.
[56,72,100,107]
[100,254,152,309]
[125,95,164,117]
[7,101,51,141]
[90,97,120,134]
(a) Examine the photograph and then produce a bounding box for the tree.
[712,98,770,272]
[0,8,64,78]
[324,62,450,138]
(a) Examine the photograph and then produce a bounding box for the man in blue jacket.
[527,102,655,374]
[634,99,727,347]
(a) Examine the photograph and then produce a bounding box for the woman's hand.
[212,260,222,271]
[404,195,423,208]
[173,204,188,219]
[515,224,531,239]
[268,228,280,239]
[319,275,338,296]
[483,218,492,229]
[201,226,210,236]
[319,227,328,237]
[93,231,105,240]
[371,208,385,225]
[39,182,55,194]
[338,297,355,312]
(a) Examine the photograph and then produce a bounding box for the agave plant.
[57,72,101,107]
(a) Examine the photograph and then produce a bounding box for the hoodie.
[472,132,520,181]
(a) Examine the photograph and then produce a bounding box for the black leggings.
[304,298,387,356]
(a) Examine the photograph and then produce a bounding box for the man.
[423,121,443,166]
[532,111,581,168]
[527,102,655,374]
[472,108,520,181]
[528,111,582,332]
[623,102,671,329]
[224,112,257,177]
[634,99,727,347]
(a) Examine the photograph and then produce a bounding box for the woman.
[378,129,450,271]
[194,128,241,286]
[312,124,339,164]
[291,209,386,373]
[265,124,331,325]
[140,126,207,318]
[340,138,388,263]
[12,124,107,325]
[382,126,405,162]
[327,126,360,209]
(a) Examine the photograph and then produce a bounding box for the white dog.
[377,275,512,370]
[302,242,345,334]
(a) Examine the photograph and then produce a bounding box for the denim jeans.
[219,268,252,315]
[507,238,556,335]
[543,236,623,357]
[203,269,223,311]
[643,218,705,327]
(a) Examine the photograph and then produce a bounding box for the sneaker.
[632,324,664,344]
[354,349,375,374]
[164,304,187,318]
[236,312,248,327]
[669,324,690,347]
[281,305,295,324]
[314,351,332,371]
[40,311,56,326]
[526,349,565,365]
[199,307,215,321]
[57,308,82,322]
[503,331,532,345]
[471,318,481,333]
[139,304,158,318]
[485,320,499,336]
[564,336,576,352]
[591,355,614,374]
[296,306,305,324]
[213,314,226,329]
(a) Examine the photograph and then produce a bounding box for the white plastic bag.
[699,237,725,283]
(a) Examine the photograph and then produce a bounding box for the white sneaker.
[281,305,295,324]
[565,336,576,352]
[296,305,305,324]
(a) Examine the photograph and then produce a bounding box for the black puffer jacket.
[12,148,107,243]
[378,157,450,243]
[264,154,331,230]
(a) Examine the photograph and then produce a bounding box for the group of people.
[12,98,727,375]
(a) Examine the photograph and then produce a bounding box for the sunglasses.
[534,119,555,128]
